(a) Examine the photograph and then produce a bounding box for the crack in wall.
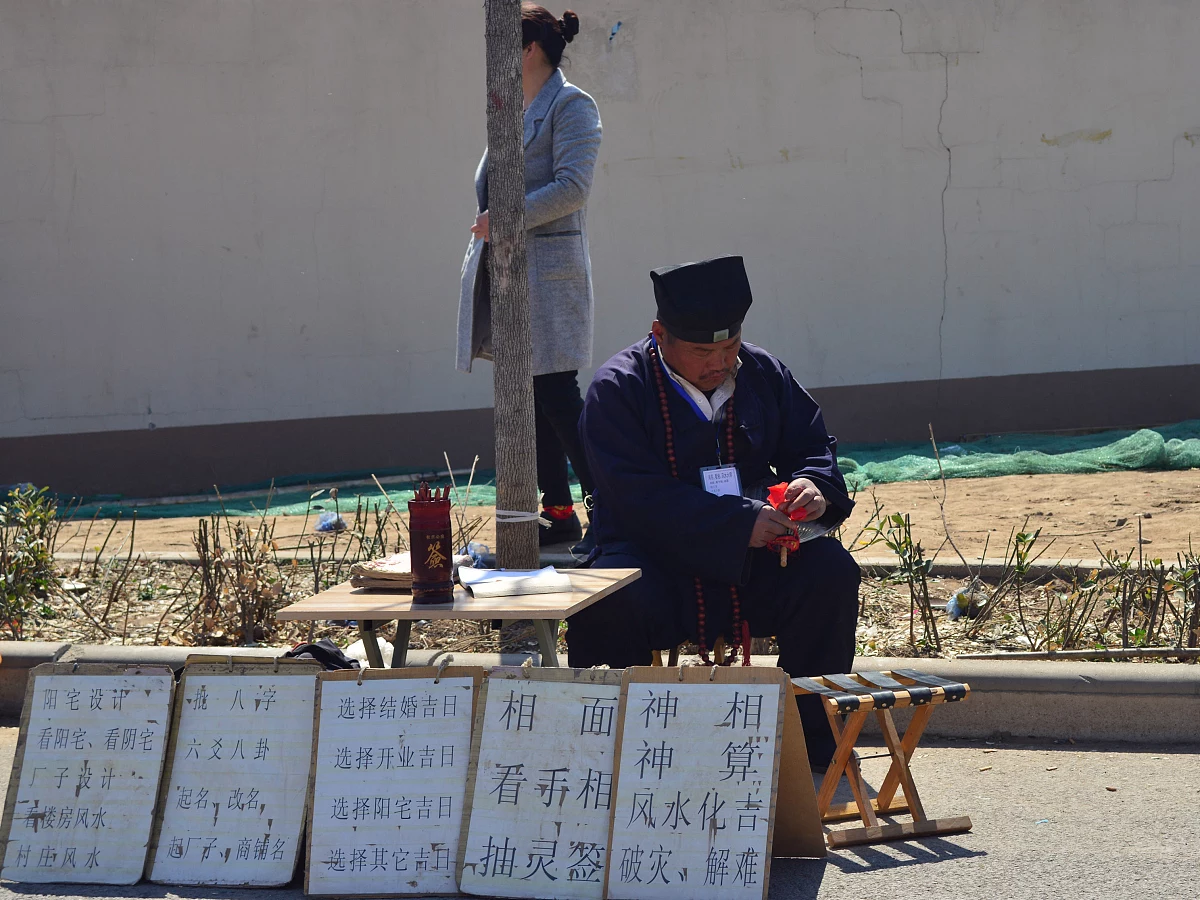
[813,8,919,147]
[845,4,909,52]
[1132,131,1198,221]
[816,5,964,385]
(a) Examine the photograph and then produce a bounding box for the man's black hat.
[651,255,752,343]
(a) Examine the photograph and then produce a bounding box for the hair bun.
[560,10,579,42]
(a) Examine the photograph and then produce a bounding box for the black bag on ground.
[283,638,361,670]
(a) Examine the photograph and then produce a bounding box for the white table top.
[276,568,641,621]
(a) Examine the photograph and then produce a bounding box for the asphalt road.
[0,723,1195,900]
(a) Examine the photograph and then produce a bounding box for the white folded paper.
[457,566,572,598]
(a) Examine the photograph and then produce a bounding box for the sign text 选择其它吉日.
[305,671,477,896]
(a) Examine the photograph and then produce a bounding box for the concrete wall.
[1,0,490,436]
[2,0,1199,491]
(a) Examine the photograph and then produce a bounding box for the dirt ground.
[54,469,1200,562]
[31,468,1200,656]
[841,468,1200,562]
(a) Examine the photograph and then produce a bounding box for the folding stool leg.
[874,707,927,822]
[828,707,879,827]
[875,703,933,813]
[816,706,873,824]
[842,748,879,828]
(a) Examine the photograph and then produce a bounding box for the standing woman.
[457,6,602,552]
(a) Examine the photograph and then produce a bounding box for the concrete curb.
[3,642,1197,743]
[400,650,1200,744]
[0,641,72,668]
[0,642,70,718]
[851,656,1200,744]
[56,644,288,673]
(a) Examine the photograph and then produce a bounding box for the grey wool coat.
[456,69,602,376]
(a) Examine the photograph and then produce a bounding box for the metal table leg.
[391,620,411,668]
[533,618,560,667]
[358,620,386,669]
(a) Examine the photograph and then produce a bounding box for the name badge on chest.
[700,464,742,497]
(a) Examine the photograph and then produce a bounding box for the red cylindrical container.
[409,483,455,604]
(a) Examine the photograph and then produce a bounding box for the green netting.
[840,420,1200,492]
[62,420,1199,519]
[69,478,527,521]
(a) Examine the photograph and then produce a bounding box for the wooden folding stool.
[792,669,974,848]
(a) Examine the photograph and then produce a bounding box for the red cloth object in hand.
[766,482,802,560]
[767,533,799,554]
[767,482,808,521]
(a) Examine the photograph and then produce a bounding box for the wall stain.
[1040,128,1112,147]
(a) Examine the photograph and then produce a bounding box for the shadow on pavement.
[767,856,826,899]
[824,836,986,873]
[754,835,985,898]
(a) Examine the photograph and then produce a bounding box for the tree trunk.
[485,0,539,569]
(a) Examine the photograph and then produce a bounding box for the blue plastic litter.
[946,595,966,621]
[315,511,348,533]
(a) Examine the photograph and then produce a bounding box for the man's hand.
[750,507,799,548]
[470,210,490,242]
[779,478,827,521]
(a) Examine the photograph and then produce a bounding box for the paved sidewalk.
[0,725,1195,899]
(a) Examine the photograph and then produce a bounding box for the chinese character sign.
[459,669,622,900]
[0,668,174,884]
[306,672,477,896]
[148,666,319,885]
[606,676,784,900]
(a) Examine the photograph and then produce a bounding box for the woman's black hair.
[522,5,579,69]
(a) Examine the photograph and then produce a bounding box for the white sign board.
[605,669,787,900]
[305,667,481,897]
[459,667,622,899]
[148,661,320,885]
[0,665,174,884]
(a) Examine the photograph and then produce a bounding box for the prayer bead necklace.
[649,336,752,667]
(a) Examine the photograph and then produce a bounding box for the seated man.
[565,255,860,766]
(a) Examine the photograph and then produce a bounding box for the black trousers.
[533,370,594,509]
[565,536,861,763]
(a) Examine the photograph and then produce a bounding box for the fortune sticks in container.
[409,483,455,604]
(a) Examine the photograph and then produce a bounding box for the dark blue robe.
[585,337,852,571]
[565,337,860,759]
